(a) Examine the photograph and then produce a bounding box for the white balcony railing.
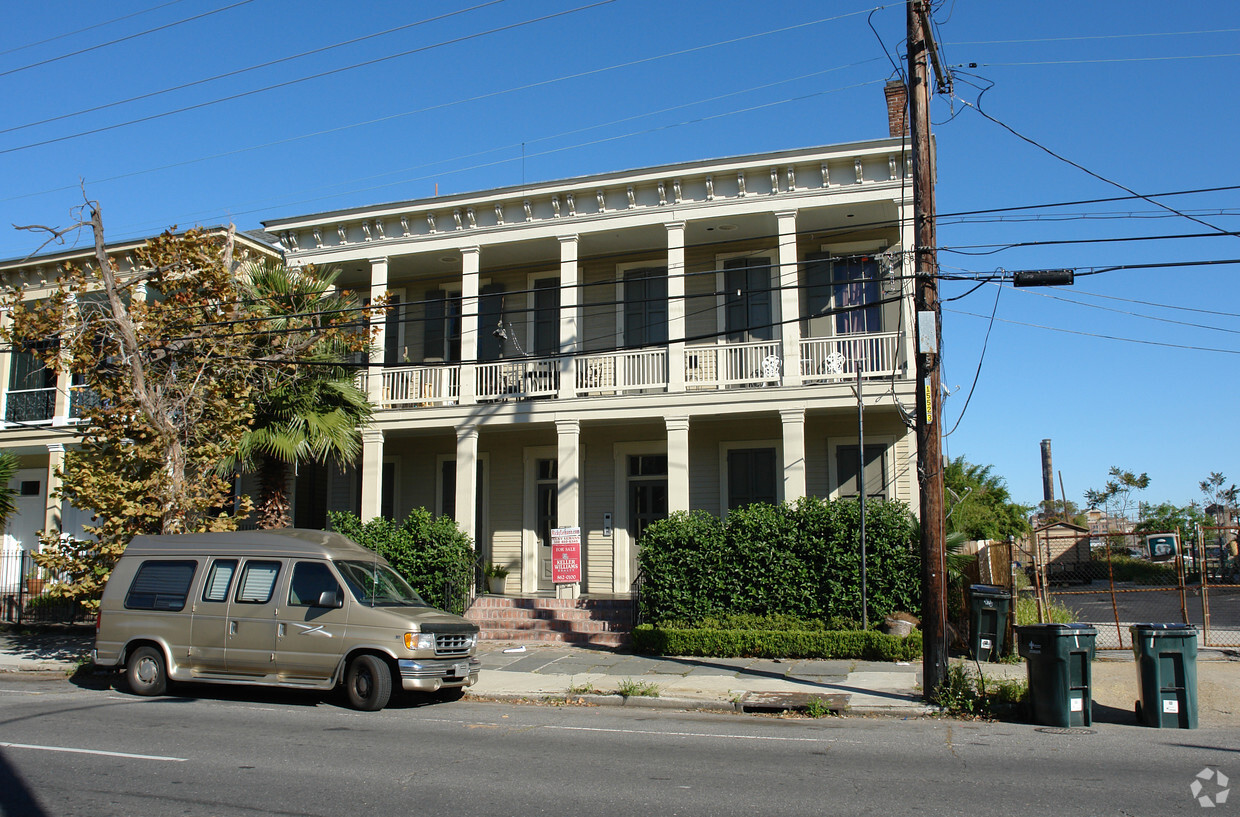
[685,340,782,390]
[800,332,901,381]
[476,359,558,402]
[575,348,668,395]
[380,365,458,409]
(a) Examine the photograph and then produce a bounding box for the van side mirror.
[317,590,344,608]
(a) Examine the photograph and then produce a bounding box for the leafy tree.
[1133,502,1207,537]
[1037,498,1088,528]
[1084,466,1150,523]
[2,202,372,604]
[224,260,372,529]
[0,451,19,532]
[943,456,1031,541]
[1200,472,1238,524]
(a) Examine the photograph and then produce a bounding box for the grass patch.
[804,696,834,718]
[566,680,600,695]
[617,678,660,698]
[1015,594,1077,625]
[933,663,1028,720]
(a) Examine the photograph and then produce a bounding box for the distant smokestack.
[1040,439,1054,503]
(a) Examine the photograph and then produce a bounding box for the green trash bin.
[1130,623,1198,729]
[968,584,1011,662]
[1015,623,1097,727]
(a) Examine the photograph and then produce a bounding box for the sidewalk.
[3,625,1239,725]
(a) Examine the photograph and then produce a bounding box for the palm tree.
[226,260,373,529]
[0,450,19,532]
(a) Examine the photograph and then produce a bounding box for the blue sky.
[2,1,1237,511]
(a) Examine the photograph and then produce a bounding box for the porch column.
[555,418,580,599]
[455,424,479,542]
[666,222,686,393]
[780,408,807,502]
[44,443,65,535]
[665,415,690,512]
[359,429,384,522]
[0,307,12,425]
[558,236,579,399]
[51,294,74,426]
[368,257,388,407]
[776,210,802,387]
[459,247,480,406]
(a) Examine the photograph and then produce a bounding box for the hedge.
[637,497,921,625]
[632,624,922,661]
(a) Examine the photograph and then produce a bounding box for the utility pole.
[909,0,947,697]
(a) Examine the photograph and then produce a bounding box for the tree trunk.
[256,454,291,529]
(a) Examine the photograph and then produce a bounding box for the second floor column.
[455,424,479,542]
[359,429,384,522]
[557,236,579,399]
[666,222,686,393]
[776,210,802,387]
[0,307,12,425]
[665,415,690,512]
[459,247,480,406]
[780,408,807,502]
[367,257,388,408]
[45,443,65,534]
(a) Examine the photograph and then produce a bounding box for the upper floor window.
[805,253,881,336]
[622,267,667,347]
[723,256,773,343]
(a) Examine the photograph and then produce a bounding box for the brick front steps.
[465,596,634,648]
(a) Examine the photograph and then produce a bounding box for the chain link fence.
[1022,526,1240,650]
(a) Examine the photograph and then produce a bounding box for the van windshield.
[334,560,428,607]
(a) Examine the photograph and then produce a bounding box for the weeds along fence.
[1026,526,1240,650]
[0,544,86,625]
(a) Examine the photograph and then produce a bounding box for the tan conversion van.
[93,529,480,711]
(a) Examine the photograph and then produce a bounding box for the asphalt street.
[1,674,1237,816]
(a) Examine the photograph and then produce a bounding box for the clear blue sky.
[2,1,1237,511]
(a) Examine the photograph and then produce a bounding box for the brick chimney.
[884,80,908,137]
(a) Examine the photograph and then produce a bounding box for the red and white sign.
[551,526,582,584]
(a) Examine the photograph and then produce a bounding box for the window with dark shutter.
[124,560,198,611]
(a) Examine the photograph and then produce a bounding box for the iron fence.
[0,546,84,625]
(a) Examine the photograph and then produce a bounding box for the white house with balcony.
[262,132,921,609]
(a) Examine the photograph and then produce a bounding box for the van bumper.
[397,657,481,691]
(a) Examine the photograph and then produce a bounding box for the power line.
[0,0,621,157]
[948,27,1240,46]
[0,0,190,58]
[0,0,512,137]
[0,0,259,79]
[938,230,1240,256]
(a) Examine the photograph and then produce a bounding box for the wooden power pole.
[909,0,947,696]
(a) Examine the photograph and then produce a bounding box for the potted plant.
[485,563,510,595]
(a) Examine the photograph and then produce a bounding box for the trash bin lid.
[1130,623,1198,636]
[969,584,1011,599]
[1015,623,1097,635]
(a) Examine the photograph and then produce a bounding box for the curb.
[466,690,935,717]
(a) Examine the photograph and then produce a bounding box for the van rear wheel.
[344,654,392,711]
[126,646,167,696]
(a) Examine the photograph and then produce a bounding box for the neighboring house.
[0,229,282,570]
[260,85,921,598]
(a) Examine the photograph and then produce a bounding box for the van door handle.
[278,623,286,638]
[229,621,237,635]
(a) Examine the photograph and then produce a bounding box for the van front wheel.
[126,646,167,696]
[344,655,392,711]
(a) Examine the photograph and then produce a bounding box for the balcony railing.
[281,334,908,413]
[800,332,901,382]
[4,388,56,424]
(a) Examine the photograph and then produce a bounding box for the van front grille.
[434,634,474,657]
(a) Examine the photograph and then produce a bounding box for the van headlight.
[404,633,435,651]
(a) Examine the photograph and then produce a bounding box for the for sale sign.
[551,526,582,584]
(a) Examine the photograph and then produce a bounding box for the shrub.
[1099,554,1177,585]
[632,623,922,661]
[329,509,474,606]
[637,498,920,625]
[1015,593,1077,625]
[933,663,1028,720]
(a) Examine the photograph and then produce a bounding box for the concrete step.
[467,596,634,647]
[478,630,629,648]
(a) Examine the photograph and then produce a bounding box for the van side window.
[124,560,197,611]
[289,562,342,607]
[202,559,238,602]
[235,561,281,604]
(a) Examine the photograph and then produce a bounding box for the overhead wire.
[0,0,191,58]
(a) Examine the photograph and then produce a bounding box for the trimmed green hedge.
[638,498,921,624]
[632,623,922,661]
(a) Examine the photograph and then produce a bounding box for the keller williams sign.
[551,526,582,584]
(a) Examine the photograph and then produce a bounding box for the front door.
[225,559,283,675]
[535,459,557,591]
[627,455,668,582]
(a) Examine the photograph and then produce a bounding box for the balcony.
[370,332,904,411]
